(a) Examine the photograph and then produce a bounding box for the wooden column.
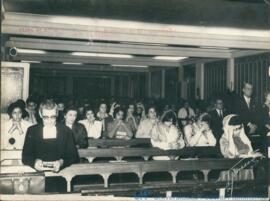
[147,71,152,98]
[110,77,115,97]
[227,57,235,91]
[161,70,166,98]
[178,64,187,99]
[267,132,270,197]
[66,76,73,96]
[195,62,205,100]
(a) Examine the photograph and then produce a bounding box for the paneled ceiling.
[3,0,270,29]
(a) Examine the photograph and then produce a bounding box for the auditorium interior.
[1,0,270,200]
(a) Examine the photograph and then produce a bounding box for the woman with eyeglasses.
[107,107,133,140]
[151,111,185,160]
[1,101,33,150]
[219,115,262,181]
[63,106,88,149]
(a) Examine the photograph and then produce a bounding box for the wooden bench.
[0,158,263,193]
[46,158,250,192]
[1,147,221,163]
[79,147,221,162]
[88,138,151,148]
[78,180,262,197]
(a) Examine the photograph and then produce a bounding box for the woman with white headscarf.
[219,114,262,181]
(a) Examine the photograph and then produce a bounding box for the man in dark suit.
[233,82,258,137]
[209,98,227,144]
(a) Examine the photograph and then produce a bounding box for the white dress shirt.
[178,107,195,126]
[243,95,251,108]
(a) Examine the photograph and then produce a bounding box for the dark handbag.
[0,172,45,194]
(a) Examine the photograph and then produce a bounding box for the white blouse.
[1,119,33,150]
[79,119,102,139]
[184,123,216,147]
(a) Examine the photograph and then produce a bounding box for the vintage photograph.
[0,0,270,200]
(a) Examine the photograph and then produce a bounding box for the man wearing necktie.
[233,82,259,139]
[209,98,227,144]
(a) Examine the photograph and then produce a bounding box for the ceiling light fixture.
[17,48,47,54]
[112,64,148,68]
[21,60,41,63]
[62,62,82,65]
[71,52,133,58]
[154,56,187,61]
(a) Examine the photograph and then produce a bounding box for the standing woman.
[63,106,88,148]
[96,102,113,138]
[1,101,33,150]
[259,90,270,135]
[79,106,102,139]
[257,90,270,155]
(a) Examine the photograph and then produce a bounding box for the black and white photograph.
[0,0,270,200]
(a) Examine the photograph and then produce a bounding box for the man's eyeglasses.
[42,115,57,120]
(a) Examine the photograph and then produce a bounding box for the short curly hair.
[7,102,25,118]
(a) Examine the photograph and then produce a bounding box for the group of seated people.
[1,82,269,174]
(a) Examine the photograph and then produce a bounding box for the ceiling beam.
[5,37,232,58]
[30,63,148,73]
[11,52,180,67]
[2,12,270,50]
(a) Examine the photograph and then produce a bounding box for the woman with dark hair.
[78,106,102,139]
[259,90,270,136]
[136,106,159,138]
[126,103,139,134]
[63,106,88,148]
[151,111,185,160]
[107,107,133,140]
[184,113,216,147]
[1,101,32,150]
[96,101,113,138]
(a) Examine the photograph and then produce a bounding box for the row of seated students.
[1,83,269,170]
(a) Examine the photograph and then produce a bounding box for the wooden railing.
[79,147,221,162]
[1,146,221,164]
[1,158,256,192]
[87,138,151,147]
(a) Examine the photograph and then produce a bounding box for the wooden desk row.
[79,147,221,162]
[0,158,249,192]
[1,147,221,164]
[87,138,151,147]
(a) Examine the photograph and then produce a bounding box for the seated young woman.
[184,113,216,147]
[79,106,102,139]
[219,115,262,181]
[150,111,185,160]
[96,102,113,138]
[135,106,159,138]
[107,107,133,140]
[63,106,88,149]
[1,101,33,151]
[126,103,139,134]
